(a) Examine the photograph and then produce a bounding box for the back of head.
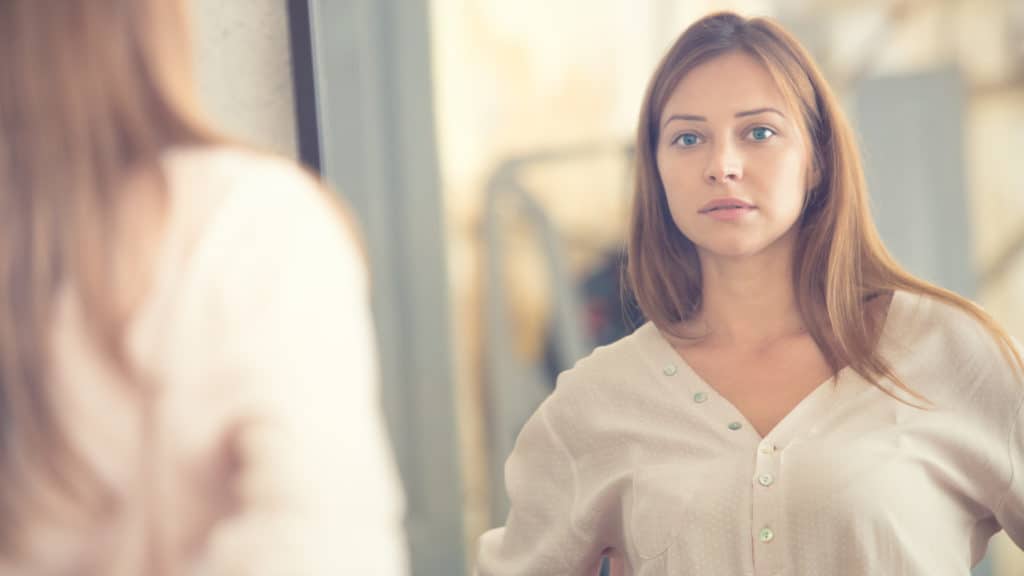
[0,0,211,555]
[0,1,206,175]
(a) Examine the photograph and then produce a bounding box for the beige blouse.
[477,290,1024,575]
[3,147,408,575]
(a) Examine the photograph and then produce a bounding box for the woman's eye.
[749,126,776,141]
[674,133,702,147]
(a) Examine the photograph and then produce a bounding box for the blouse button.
[759,442,775,455]
[757,473,775,487]
[727,421,743,431]
[759,527,775,543]
[693,391,708,403]
[663,364,678,376]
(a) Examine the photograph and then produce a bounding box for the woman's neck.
[687,235,805,349]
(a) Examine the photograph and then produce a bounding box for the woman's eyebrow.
[735,107,785,119]
[662,107,786,128]
[662,113,706,127]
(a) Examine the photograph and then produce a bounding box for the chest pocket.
[630,463,698,560]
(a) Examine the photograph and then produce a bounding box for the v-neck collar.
[640,290,908,446]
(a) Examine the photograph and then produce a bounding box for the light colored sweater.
[3,147,408,575]
[477,289,1024,575]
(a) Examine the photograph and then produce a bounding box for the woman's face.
[656,51,814,260]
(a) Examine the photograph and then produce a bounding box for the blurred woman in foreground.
[0,2,407,573]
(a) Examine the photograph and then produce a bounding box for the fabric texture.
[477,290,1024,575]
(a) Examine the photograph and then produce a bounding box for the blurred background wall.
[192,0,298,157]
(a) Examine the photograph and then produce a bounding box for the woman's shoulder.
[163,144,323,207]
[543,322,682,420]
[159,144,350,255]
[135,144,362,338]
[556,323,664,384]
[163,143,303,171]
[887,289,1023,403]
[128,144,364,373]
[890,290,1017,366]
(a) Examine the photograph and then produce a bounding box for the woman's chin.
[689,226,797,262]
[693,235,794,261]
[694,240,765,260]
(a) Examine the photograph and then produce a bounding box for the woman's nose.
[704,144,743,183]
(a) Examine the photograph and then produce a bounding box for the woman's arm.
[194,164,407,574]
[994,394,1024,549]
[476,396,604,575]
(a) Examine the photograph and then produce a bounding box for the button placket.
[662,362,714,411]
[751,436,784,575]
[661,356,757,442]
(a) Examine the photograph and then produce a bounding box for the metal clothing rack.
[481,143,633,526]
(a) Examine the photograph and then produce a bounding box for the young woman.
[477,11,1023,575]
[0,2,406,574]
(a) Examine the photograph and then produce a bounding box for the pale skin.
[655,51,888,438]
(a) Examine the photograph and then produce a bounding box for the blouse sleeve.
[193,164,408,575]
[476,399,604,576]
[994,394,1024,548]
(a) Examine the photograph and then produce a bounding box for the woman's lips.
[701,206,755,221]
[699,198,756,221]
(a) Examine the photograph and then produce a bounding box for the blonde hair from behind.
[0,0,214,556]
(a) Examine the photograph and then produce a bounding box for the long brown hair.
[0,0,213,552]
[627,12,1022,402]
